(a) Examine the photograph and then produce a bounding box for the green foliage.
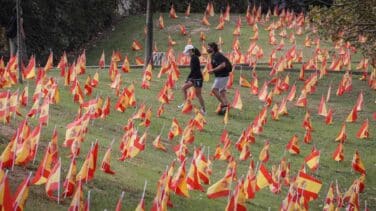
[309,0,376,66]
[0,0,118,63]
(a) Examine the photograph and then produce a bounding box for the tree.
[309,0,376,66]
[144,0,153,68]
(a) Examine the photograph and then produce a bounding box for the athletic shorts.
[212,76,229,92]
[187,78,203,88]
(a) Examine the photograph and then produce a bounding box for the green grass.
[85,13,363,66]
[0,13,375,211]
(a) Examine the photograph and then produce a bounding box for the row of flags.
[0,3,374,211]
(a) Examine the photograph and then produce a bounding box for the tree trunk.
[144,0,153,68]
[17,0,23,83]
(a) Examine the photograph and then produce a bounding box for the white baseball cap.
[183,44,194,54]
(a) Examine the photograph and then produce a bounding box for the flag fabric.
[68,181,84,211]
[115,191,125,211]
[332,143,344,162]
[231,89,243,110]
[168,118,182,140]
[356,119,369,139]
[225,179,247,211]
[171,159,190,198]
[63,157,77,198]
[76,142,98,183]
[323,183,335,211]
[44,51,54,71]
[304,146,320,172]
[32,142,59,185]
[101,144,115,175]
[258,141,270,163]
[99,50,105,69]
[0,170,12,211]
[169,4,178,19]
[13,173,32,211]
[152,135,167,152]
[345,105,358,123]
[132,40,143,51]
[325,108,333,125]
[255,163,273,191]
[335,123,347,142]
[186,157,204,192]
[295,171,322,201]
[318,95,328,116]
[45,158,61,201]
[286,134,300,154]
[207,163,234,199]
[352,150,366,174]
[23,55,36,79]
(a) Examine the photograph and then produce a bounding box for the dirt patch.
[0,124,15,143]
[190,27,211,35]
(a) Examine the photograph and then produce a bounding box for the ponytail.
[193,48,201,57]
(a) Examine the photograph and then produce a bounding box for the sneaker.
[217,105,228,115]
[178,103,185,109]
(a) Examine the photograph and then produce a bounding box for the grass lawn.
[0,12,375,211]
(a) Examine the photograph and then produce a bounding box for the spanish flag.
[231,89,243,110]
[258,141,270,163]
[323,183,335,211]
[332,142,344,162]
[12,173,32,211]
[45,158,61,201]
[152,134,167,152]
[68,181,84,211]
[335,123,347,142]
[168,118,182,140]
[0,170,12,210]
[345,105,358,123]
[304,146,320,172]
[171,159,190,198]
[169,4,178,19]
[158,14,165,29]
[201,14,210,26]
[44,51,53,71]
[352,150,366,174]
[207,167,233,199]
[255,164,273,191]
[99,50,105,69]
[132,40,143,51]
[318,95,328,116]
[63,157,76,198]
[295,171,322,201]
[23,55,36,79]
[356,119,369,139]
[286,134,300,154]
[101,144,115,175]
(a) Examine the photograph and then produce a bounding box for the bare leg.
[181,81,193,101]
[211,88,225,105]
[220,90,229,106]
[195,87,205,111]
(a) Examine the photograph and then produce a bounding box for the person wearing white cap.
[178,44,206,114]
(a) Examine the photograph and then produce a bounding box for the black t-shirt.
[211,52,229,77]
[188,55,203,80]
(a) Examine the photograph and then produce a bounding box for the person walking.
[178,44,206,114]
[207,42,232,115]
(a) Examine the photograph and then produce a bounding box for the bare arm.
[209,62,226,73]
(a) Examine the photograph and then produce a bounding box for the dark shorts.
[187,78,203,88]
